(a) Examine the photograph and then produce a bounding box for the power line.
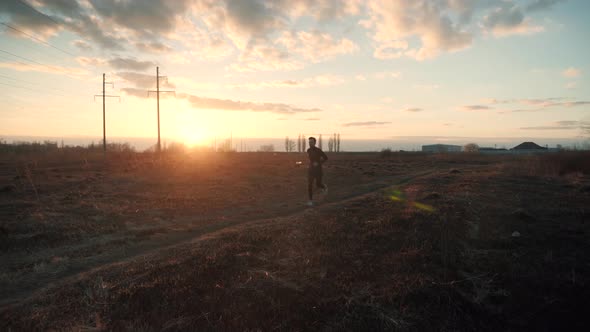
[0,48,54,68]
[0,53,32,67]
[0,81,69,97]
[0,73,79,96]
[1,22,76,57]
[0,48,82,80]
[0,73,33,83]
[0,91,34,103]
[0,81,41,93]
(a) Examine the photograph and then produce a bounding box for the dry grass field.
[1,149,590,331]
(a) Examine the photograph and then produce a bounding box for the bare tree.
[319,134,323,150]
[297,134,301,152]
[285,137,295,152]
[259,144,275,152]
[463,143,479,153]
[219,139,233,152]
[328,137,334,152]
[302,136,307,151]
[337,133,341,152]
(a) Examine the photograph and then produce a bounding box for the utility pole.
[94,73,119,153]
[148,66,175,152]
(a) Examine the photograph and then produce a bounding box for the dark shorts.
[308,167,324,188]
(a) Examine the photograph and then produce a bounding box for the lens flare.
[413,202,436,213]
[386,186,437,213]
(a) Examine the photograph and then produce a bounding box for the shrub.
[380,148,393,158]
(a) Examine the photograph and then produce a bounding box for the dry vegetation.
[1,147,589,331]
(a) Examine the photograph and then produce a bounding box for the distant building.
[479,147,509,154]
[512,142,547,150]
[422,144,462,153]
[510,141,549,154]
[479,147,507,151]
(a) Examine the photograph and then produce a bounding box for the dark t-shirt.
[307,146,328,172]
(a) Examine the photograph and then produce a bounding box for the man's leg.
[308,174,314,200]
[316,170,327,190]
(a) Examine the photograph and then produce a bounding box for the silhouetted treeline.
[0,139,134,154]
[0,140,58,153]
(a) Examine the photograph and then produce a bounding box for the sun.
[180,127,209,147]
[173,109,211,147]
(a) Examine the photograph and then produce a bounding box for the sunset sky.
[1,0,589,146]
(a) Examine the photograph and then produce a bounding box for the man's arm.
[321,150,328,164]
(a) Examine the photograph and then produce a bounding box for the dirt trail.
[0,166,450,309]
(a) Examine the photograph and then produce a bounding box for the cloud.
[520,98,564,106]
[37,0,85,18]
[117,72,175,89]
[462,105,492,111]
[413,83,440,90]
[107,57,156,71]
[280,0,363,21]
[304,118,321,121]
[35,0,128,50]
[223,28,358,72]
[196,0,360,59]
[499,99,590,113]
[120,88,149,99]
[531,100,590,108]
[483,97,590,109]
[179,93,322,114]
[222,0,285,44]
[556,101,590,107]
[88,0,191,37]
[565,82,577,90]
[65,14,128,50]
[0,0,194,52]
[0,0,568,74]
[364,0,473,60]
[0,1,62,39]
[72,40,92,51]
[229,43,304,72]
[374,71,401,79]
[484,98,517,104]
[135,42,172,53]
[277,30,358,62]
[556,121,580,126]
[228,75,345,89]
[525,0,567,12]
[520,120,590,130]
[76,57,156,71]
[482,4,544,37]
[499,108,541,113]
[562,67,581,78]
[343,121,391,127]
[121,87,175,99]
[0,61,88,77]
[120,89,323,115]
[76,57,104,67]
[405,108,424,112]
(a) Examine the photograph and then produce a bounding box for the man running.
[307,136,328,206]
